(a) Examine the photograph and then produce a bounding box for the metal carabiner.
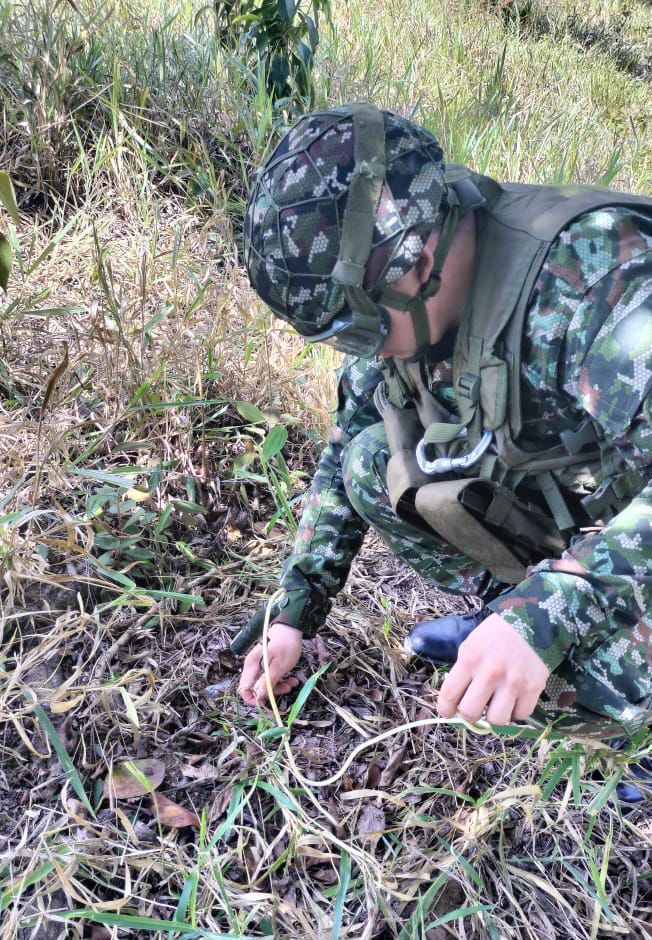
[416,429,494,475]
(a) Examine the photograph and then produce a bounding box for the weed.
[0,0,650,938]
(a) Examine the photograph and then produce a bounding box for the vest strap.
[536,471,577,532]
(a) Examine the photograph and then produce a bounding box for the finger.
[485,687,518,726]
[271,677,300,696]
[512,688,541,722]
[253,654,290,704]
[239,645,263,693]
[240,686,259,706]
[437,663,473,718]
[457,676,496,724]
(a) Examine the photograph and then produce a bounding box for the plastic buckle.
[457,372,480,403]
[581,478,616,520]
[560,419,599,456]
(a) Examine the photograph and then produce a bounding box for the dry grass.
[1,0,651,937]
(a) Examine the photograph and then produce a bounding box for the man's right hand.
[238,621,304,707]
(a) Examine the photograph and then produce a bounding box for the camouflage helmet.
[244,103,452,354]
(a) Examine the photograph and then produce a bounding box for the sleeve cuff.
[486,570,596,673]
[277,589,330,638]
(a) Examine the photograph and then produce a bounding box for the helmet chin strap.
[378,192,461,356]
[329,103,480,358]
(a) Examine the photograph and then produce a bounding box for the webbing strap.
[408,298,432,350]
[536,471,576,532]
[332,103,386,289]
[429,198,460,286]
[423,421,466,445]
[379,199,461,357]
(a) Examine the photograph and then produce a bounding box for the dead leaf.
[103,758,165,800]
[366,761,382,788]
[181,762,219,781]
[357,803,386,842]
[311,866,339,884]
[379,744,407,788]
[40,342,69,415]
[311,635,329,666]
[91,928,112,940]
[50,694,86,714]
[150,793,200,829]
[215,787,233,816]
[415,704,437,738]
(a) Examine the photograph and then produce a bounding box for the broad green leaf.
[154,503,174,537]
[256,779,300,812]
[1,858,52,907]
[233,450,256,471]
[425,904,494,930]
[235,400,266,424]
[0,234,11,291]
[170,498,204,514]
[74,468,137,488]
[277,0,295,22]
[587,771,622,815]
[144,589,204,605]
[0,172,19,223]
[119,688,140,730]
[261,424,288,461]
[174,870,199,925]
[257,725,289,741]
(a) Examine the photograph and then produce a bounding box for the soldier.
[235,103,652,801]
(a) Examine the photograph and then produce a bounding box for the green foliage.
[80,468,212,590]
[85,483,164,577]
[232,411,299,535]
[0,172,18,291]
[217,0,332,110]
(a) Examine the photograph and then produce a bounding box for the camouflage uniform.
[278,207,652,737]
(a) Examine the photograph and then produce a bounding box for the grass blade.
[64,910,254,938]
[32,704,95,817]
[287,661,331,728]
[332,849,351,939]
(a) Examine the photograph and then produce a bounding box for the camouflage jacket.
[277,207,652,672]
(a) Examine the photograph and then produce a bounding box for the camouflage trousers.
[342,422,651,739]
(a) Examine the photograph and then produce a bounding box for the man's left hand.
[437,612,550,725]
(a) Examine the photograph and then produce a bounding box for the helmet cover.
[244,105,446,333]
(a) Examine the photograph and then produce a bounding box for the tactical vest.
[377,171,652,583]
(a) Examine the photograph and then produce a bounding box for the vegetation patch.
[485,0,651,80]
[1,0,650,937]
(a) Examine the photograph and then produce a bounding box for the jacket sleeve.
[276,355,385,635]
[488,231,652,675]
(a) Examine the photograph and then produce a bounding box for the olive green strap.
[423,421,467,445]
[332,102,386,289]
[426,197,460,293]
[536,471,576,532]
[379,199,461,356]
[408,297,432,350]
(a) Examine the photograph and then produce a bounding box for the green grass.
[0,0,650,938]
